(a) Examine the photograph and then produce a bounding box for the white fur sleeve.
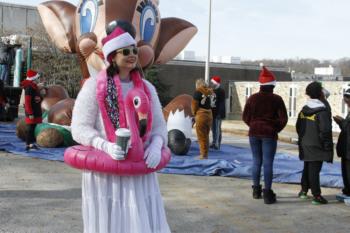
[71,78,101,146]
[144,80,168,145]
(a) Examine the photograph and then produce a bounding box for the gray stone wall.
[230,81,350,130]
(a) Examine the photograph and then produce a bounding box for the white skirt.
[82,171,171,233]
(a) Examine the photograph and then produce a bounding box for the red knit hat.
[211,76,221,85]
[102,26,136,64]
[259,66,276,86]
[26,69,40,81]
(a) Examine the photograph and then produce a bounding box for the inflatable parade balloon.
[38,0,198,82]
[163,94,194,155]
[16,86,76,148]
[35,0,197,149]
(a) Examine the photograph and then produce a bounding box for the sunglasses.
[117,47,138,56]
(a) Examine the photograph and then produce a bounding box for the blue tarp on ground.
[0,123,343,188]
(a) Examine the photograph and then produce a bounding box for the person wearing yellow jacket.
[192,79,213,159]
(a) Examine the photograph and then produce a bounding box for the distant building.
[314,65,343,81]
[0,2,42,34]
[212,56,241,64]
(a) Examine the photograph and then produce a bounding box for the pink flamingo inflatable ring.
[64,71,171,175]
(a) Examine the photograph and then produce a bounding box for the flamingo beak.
[138,112,148,137]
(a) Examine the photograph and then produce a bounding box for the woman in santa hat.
[71,20,170,233]
[20,69,42,151]
[242,66,288,204]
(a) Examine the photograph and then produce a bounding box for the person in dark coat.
[334,88,350,200]
[0,40,15,85]
[242,66,288,204]
[210,75,226,150]
[192,79,213,159]
[296,81,333,205]
[0,80,8,120]
[20,69,43,151]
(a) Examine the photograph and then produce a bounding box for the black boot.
[252,185,262,199]
[263,189,277,204]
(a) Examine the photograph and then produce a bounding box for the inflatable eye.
[139,4,158,43]
[133,96,141,108]
[79,0,98,34]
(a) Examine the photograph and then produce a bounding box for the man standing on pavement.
[210,75,226,150]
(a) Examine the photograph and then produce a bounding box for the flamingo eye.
[133,96,141,108]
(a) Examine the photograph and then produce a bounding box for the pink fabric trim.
[96,69,153,143]
[96,70,116,142]
[130,71,153,142]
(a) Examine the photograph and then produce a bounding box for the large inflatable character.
[35,0,197,149]
[38,0,197,81]
[16,85,76,147]
[163,94,193,155]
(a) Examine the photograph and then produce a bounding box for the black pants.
[25,124,36,145]
[301,161,323,196]
[341,158,350,195]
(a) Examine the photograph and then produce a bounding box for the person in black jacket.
[210,76,226,150]
[296,81,333,205]
[0,40,15,85]
[0,80,8,120]
[333,88,350,200]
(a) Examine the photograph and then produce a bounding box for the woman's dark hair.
[106,20,139,78]
[306,81,323,99]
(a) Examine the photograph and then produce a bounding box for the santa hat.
[102,26,136,64]
[211,76,221,85]
[259,66,276,86]
[26,69,40,81]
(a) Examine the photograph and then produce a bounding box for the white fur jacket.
[71,77,167,147]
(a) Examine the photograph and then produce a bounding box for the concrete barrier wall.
[230,81,350,129]
[156,61,291,104]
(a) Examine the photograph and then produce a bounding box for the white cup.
[115,128,131,160]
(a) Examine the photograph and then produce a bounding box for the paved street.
[0,134,349,233]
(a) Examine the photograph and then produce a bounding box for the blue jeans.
[0,64,9,85]
[249,137,277,190]
[211,117,222,148]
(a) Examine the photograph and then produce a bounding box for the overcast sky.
[3,0,350,60]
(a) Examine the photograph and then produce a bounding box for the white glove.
[144,135,163,169]
[92,137,125,160]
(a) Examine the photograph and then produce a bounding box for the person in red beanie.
[242,66,288,204]
[210,75,226,150]
[20,69,42,151]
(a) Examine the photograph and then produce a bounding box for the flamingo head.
[126,88,150,137]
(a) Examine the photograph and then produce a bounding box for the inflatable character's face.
[38,0,197,79]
